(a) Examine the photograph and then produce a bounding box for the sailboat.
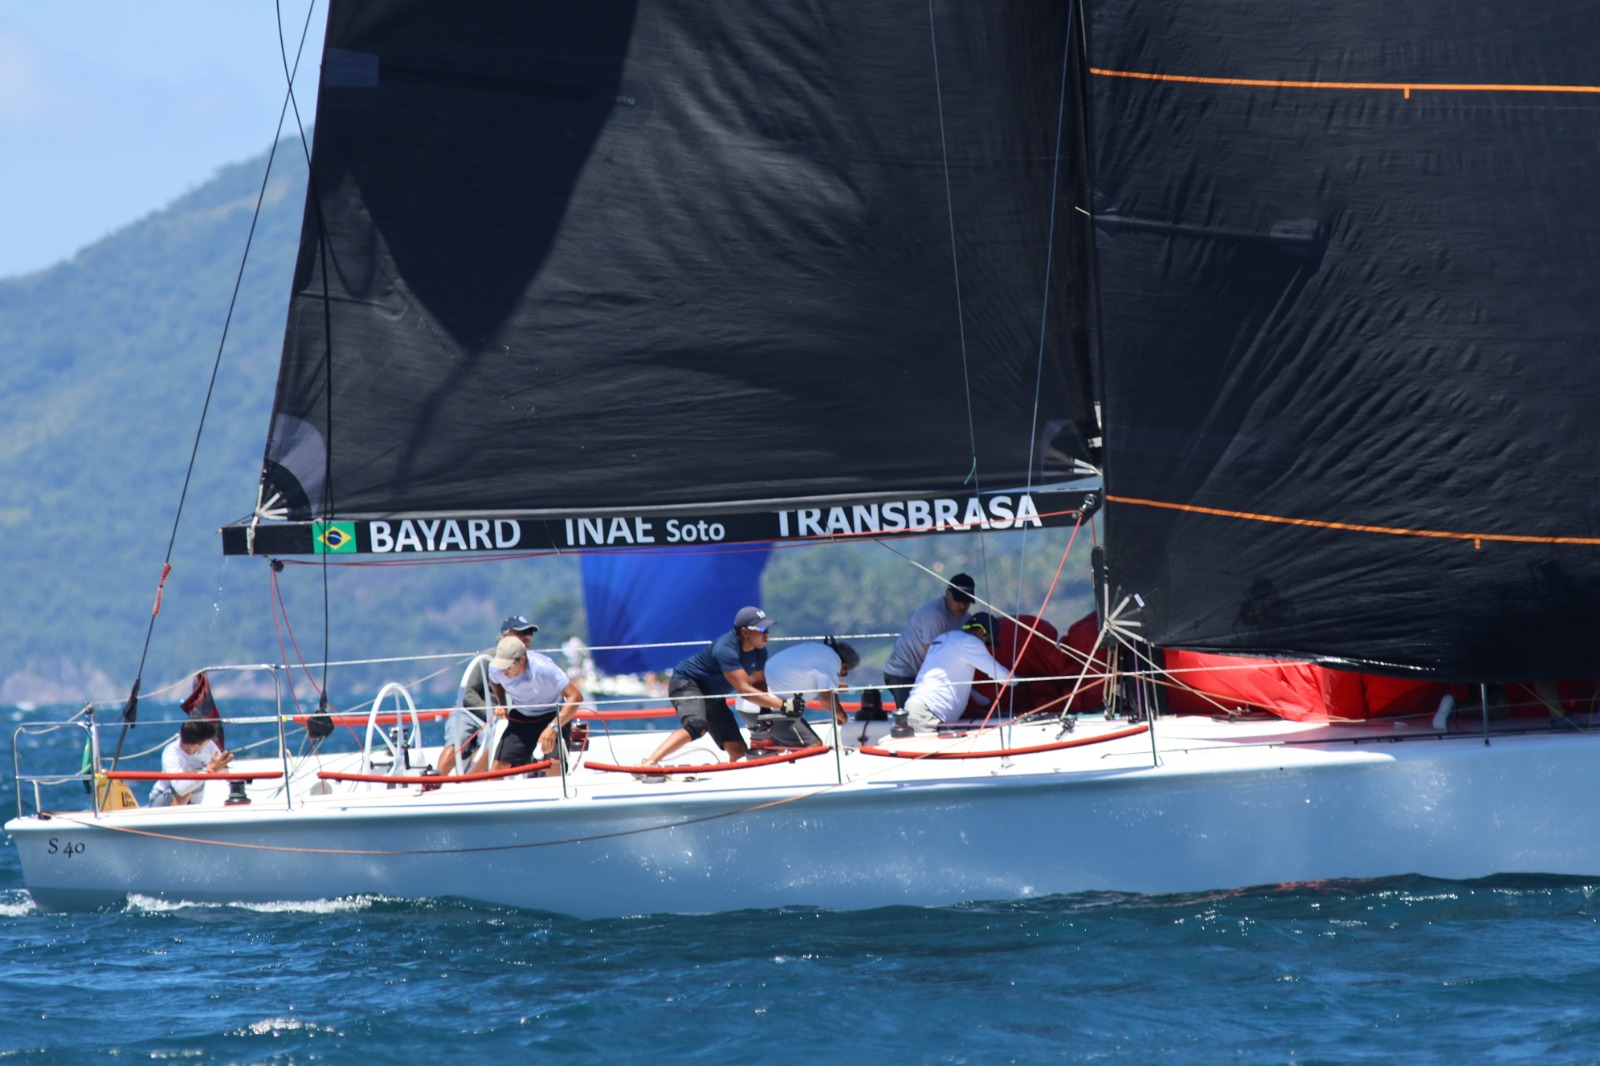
[12,0,1600,915]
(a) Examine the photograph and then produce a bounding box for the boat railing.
[180,663,293,809]
[10,659,1108,817]
[10,663,293,818]
[10,718,94,820]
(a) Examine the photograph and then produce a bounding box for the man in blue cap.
[638,605,787,772]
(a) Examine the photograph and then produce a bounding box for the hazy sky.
[0,2,326,279]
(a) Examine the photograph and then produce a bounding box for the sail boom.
[220,488,1093,557]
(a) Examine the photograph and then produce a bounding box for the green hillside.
[0,141,1094,709]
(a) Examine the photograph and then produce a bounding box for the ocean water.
[6,707,1600,1064]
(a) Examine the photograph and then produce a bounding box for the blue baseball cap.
[734,606,774,630]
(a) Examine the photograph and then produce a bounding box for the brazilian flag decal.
[313,520,358,554]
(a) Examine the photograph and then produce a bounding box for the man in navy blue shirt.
[639,605,786,771]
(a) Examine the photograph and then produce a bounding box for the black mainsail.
[1091,3,1600,680]
[224,0,1096,557]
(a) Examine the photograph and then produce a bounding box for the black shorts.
[493,713,558,766]
[882,672,916,711]
[669,677,744,747]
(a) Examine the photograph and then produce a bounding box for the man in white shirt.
[487,635,583,773]
[882,573,975,711]
[440,614,536,775]
[148,718,232,807]
[905,613,1012,728]
[736,638,860,725]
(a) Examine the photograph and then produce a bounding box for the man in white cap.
[487,614,538,706]
[487,633,584,774]
[639,605,787,771]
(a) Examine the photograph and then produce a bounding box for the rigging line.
[1105,493,1600,547]
[923,3,1000,627]
[868,536,1081,671]
[1073,2,1109,466]
[270,0,335,714]
[981,511,1084,728]
[1092,631,1246,720]
[1090,66,1600,98]
[84,676,194,712]
[270,565,366,754]
[207,632,902,674]
[924,1,979,488]
[271,567,370,747]
[1007,2,1079,652]
[271,539,781,569]
[1028,4,1073,487]
[267,568,310,722]
[110,3,319,771]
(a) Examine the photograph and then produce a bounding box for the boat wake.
[125,893,387,916]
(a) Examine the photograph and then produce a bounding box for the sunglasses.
[751,626,770,633]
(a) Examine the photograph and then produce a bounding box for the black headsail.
[224,0,1096,558]
[1091,3,1600,680]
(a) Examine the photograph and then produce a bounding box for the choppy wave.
[5,873,1600,1061]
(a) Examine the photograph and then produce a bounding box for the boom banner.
[221,490,1092,556]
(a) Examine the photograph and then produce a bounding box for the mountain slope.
[0,142,586,704]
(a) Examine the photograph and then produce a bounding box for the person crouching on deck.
[904,614,1013,730]
[148,718,232,807]
[639,606,788,770]
[487,635,583,775]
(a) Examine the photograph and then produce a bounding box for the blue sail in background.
[581,547,771,674]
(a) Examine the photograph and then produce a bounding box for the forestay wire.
[925,1,979,490]
[270,0,339,746]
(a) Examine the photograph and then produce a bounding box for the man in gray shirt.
[882,573,974,711]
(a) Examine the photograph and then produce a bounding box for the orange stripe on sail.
[1090,67,1600,100]
[1104,494,1600,549]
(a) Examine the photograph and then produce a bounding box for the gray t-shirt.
[884,595,965,677]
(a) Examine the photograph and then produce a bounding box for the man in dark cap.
[882,573,975,712]
[639,605,787,771]
[904,611,1012,728]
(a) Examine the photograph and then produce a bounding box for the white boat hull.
[11,716,1600,914]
